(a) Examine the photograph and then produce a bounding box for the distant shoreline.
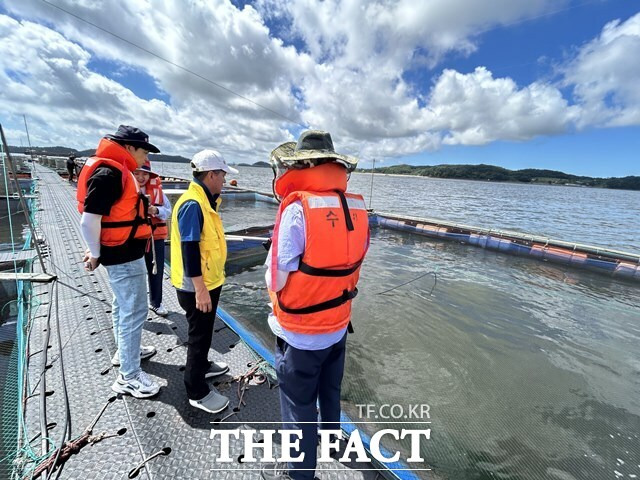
[355,165,639,191]
[352,171,640,190]
[10,145,637,191]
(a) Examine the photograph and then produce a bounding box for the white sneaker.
[111,371,160,398]
[111,345,157,366]
[150,304,169,317]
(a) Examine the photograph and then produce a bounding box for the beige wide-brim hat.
[270,130,358,172]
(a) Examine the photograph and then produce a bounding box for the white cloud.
[0,9,298,162]
[430,67,576,145]
[2,0,310,117]
[0,0,636,165]
[563,12,640,128]
[258,0,562,68]
[254,0,576,155]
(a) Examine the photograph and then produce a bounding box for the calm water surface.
[157,163,640,253]
[220,225,640,480]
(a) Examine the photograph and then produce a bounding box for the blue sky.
[434,0,637,87]
[0,0,638,177]
[86,58,171,104]
[400,126,639,177]
[397,0,640,176]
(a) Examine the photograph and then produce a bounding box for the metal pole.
[225,235,270,242]
[23,115,37,178]
[0,124,48,273]
[368,158,375,210]
[150,230,157,275]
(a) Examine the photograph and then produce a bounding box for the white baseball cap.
[190,149,239,174]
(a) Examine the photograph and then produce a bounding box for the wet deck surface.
[24,165,380,480]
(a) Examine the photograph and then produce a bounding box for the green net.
[0,135,21,478]
[0,314,20,479]
[0,145,50,479]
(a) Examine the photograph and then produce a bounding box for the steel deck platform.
[23,165,381,480]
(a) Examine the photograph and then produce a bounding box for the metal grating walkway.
[23,164,380,480]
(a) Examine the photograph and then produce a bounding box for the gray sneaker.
[150,304,169,317]
[260,463,292,480]
[111,345,156,366]
[204,360,229,378]
[189,389,229,414]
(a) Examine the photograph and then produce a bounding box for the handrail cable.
[37,285,54,479]
[45,281,72,480]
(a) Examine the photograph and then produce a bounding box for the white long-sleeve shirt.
[81,212,102,258]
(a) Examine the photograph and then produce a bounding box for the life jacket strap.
[298,260,362,277]
[101,193,149,245]
[335,190,354,231]
[101,220,138,228]
[278,288,358,315]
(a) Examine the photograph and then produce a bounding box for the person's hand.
[82,249,99,271]
[149,206,159,216]
[195,285,212,313]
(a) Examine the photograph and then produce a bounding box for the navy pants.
[276,333,347,480]
[144,238,165,308]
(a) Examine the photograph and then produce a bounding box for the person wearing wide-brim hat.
[262,130,369,480]
[132,161,172,318]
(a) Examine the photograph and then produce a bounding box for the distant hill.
[149,153,190,163]
[78,149,191,164]
[237,161,270,168]
[9,145,191,163]
[10,145,78,156]
[357,163,640,191]
[10,145,636,190]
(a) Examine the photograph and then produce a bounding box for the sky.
[0,0,638,177]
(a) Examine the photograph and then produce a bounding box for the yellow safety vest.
[171,181,227,291]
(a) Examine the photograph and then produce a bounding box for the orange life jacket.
[76,138,151,247]
[145,177,168,240]
[268,162,370,334]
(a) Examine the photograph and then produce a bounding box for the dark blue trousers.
[275,333,347,480]
[144,238,165,308]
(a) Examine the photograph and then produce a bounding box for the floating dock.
[372,212,640,280]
